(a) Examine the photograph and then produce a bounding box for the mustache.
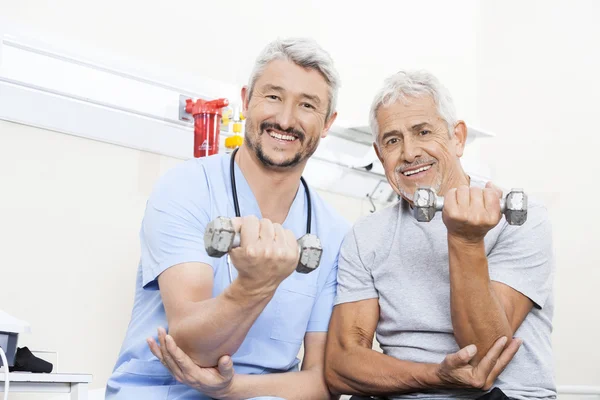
[260,122,305,142]
[395,158,437,173]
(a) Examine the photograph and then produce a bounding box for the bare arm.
[159,216,301,368]
[445,186,535,363]
[222,332,332,400]
[324,299,522,397]
[447,237,532,363]
[159,262,274,367]
[324,299,440,396]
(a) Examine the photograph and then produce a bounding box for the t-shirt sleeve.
[488,203,555,309]
[140,165,215,290]
[334,227,378,305]
[306,260,338,332]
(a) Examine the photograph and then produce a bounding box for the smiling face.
[241,59,337,171]
[374,95,468,202]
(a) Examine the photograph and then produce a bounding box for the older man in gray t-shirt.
[333,179,554,400]
[324,70,555,400]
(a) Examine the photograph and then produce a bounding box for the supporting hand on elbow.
[148,327,237,399]
[436,336,522,391]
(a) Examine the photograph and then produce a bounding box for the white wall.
[475,0,600,387]
[0,0,480,125]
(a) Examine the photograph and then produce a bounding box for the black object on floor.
[8,347,53,373]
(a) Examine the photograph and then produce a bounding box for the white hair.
[247,37,340,121]
[369,70,457,143]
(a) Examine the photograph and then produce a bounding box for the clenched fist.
[229,215,299,295]
[442,182,504,243]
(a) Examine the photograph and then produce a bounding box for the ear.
[321,111,338,139]
[453,121,468,157]
[241,86,250,116]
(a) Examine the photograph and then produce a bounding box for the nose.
[275,101,297,131]
[403,136,422,163]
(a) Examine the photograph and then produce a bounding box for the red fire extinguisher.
[185,98,229,158]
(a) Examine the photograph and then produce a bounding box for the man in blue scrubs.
[106,37,349,399]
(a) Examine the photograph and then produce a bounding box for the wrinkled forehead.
[375,96,444,138]
[254,59,330,103]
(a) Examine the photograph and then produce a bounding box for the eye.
[419,130,431,136]
[386,138,399,145]
[301,102,315,109]
[267,95,280,101]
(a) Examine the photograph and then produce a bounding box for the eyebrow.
[261,84,321,105]
[411,122,431,131]
[380,130,403,143]
[380,123,431,142]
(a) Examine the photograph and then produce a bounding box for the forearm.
[169,279,273,367]
[326,346,440,396]
[221,369,331,400]
[448,235,512,361]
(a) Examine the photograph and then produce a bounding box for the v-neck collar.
[225,153,306,231]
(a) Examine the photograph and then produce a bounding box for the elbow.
[324,367,346,396]
[167,322,219,368]
[324,347,349,396]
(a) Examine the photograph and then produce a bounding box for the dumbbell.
[204,216,322,274]
[412,187,528,226]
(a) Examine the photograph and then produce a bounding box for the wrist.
[213,375,240,400]
[228,277,277,302]
[424,363,446,390]
[447,233,486,249]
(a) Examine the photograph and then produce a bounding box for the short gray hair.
[247,37,340,121]
[369,70,457,143]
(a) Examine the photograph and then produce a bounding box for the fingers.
[483,187,501,215]
[445,344,478,368]
[147,337,163,362]
[273,223,286,246]
[284,228,298,252]
[485,338,523,388]
[230,217,243,233]
[273,223,287,259]
[444,188,458,211]
[485,181,503,198]
[475,336,508,375]
[258,218,275,243]
[469,188,484,215]
[456,186,471,208]
[239,215,259,248]
[217,355,235,381]
[157,327,184,380]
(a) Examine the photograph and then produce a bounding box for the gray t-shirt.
[335,179,555,400]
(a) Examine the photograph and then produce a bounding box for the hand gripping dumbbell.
[412,187,528,226]
[204,216,322,274]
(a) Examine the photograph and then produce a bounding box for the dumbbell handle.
[433,196,509,212]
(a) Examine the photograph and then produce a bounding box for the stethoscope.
[227,147,313,283]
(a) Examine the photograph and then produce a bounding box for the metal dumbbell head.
[296,234,323,274]
[413,187,439,222]
[204,216,237,257]
[502,189,528,226]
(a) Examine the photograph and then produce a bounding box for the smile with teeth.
[403,164,432,176]
[268,130,297,142]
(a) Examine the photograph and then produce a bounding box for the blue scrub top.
[106,152,349,399]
